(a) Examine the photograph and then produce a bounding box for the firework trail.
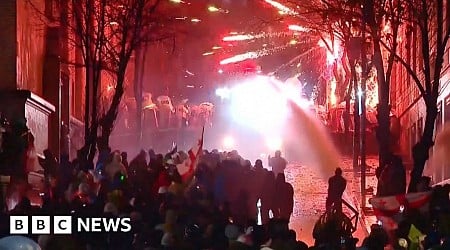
[222,32,292,42]
[220,43,297,65]
[264,0,298,15]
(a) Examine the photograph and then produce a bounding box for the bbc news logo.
[10,216,132,234]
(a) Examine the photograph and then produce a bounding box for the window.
[445,94,450,122]
[411,123,417,146]
[412,26,417,72]
[418,117,423,140]
[436,101,442,134]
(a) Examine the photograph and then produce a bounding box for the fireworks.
[318,37,342,65]
[223,34,255,42]
[264,0,298,15]
[222,32,291,42]
[219,42,299,65]
[288,25,310,32]
[208,6,220,12]
[220,52,259,65]
[329,78,337,106]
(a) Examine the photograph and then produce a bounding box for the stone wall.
[0,90,54,174]
[25,93,54,156]
[16,0,46,94]
[69,116,84,160]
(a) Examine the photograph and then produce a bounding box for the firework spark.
[220,52,259,65]
[318,37,341,65]
[222,32,291,42]
[264,0,298,15]
[288,25,310,32]
[219,42,297,65]
[223,34,255,41]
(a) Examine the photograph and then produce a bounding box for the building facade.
[391,2,450,184]
[0,0,84,174]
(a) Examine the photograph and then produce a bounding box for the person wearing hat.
[326,167,347,213]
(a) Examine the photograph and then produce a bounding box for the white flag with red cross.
[176,127,204,182]
[370,191,432,230]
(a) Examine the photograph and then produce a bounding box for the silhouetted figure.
[268,150,287,177]
[260,171,275,224]
[326,168,346,213]
[254,159,264,170]
[39,149,58,189]
[417,176,432,192]
[378,154,406,197]
[105,152,127,182]
[361,224,389,250]
[121,152,129,168]
[274,173,294,222]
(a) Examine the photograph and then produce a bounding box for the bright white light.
[230,76,287,132]
[223,34,255,42]
[288,25,309,32]
[264,0,298,15]
[266,136,283,151]
[220,52,258,65]
[223,136,235,149]
[218,69,224,74]
[208,6,220,12]
[357,87,363,97]
[215,87,231,99]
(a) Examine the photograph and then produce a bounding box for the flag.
[370,192,431,230]
[177,127,204,182]
[408,224,424,250]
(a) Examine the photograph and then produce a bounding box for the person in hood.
[105,151,127,182]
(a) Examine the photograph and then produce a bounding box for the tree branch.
[379,39,426,96]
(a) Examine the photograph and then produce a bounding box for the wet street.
[285,161,370,246]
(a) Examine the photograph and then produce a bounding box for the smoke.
[428,123,450,183]
[284,101,340,180]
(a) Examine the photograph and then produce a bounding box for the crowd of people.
[0,145,449,249]
[0,148,298,250]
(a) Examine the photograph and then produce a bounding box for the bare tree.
[290,0,402,165]
[70,0,171,163]
[363,0,403,169]
[28,0,173,164]
[380,0,450,192]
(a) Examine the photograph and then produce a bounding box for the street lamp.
[347,17,372,209]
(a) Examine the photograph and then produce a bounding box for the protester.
[268,150,287,177]
[273,173,294,222]
[377,154,406,197]
[326,167,347,213]
[1,143,449,250]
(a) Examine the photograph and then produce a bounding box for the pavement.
[285,156,379,246]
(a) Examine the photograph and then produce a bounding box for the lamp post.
[360,49,367,209]
[347,25,362,176]
[348,15,370,209]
